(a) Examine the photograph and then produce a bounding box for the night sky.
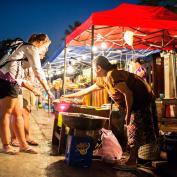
[0,0,139,56]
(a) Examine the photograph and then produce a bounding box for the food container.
[61,112,109,130]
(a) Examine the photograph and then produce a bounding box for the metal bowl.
[61,112,109,130]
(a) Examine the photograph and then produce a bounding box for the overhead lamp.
[92,46,98,52]
[101,42,107,50]
[67,65,74,75]
[82,55,87,60]
[123,31,134,46]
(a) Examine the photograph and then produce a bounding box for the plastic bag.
[94,128,123,163]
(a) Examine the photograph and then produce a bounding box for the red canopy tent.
[62,3,177,97]
[66,3,177,50]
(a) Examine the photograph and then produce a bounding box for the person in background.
[62,56,159,166]
[0,33,54,154]
[10,68,40,147]
[134,59,147,81]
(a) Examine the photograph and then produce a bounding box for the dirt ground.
[0,109,156,177]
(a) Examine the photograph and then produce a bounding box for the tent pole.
[62,42,67,95]
[173,52,177,98]
[91,25,95,105]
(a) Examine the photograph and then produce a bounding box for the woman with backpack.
[0,33,53,154]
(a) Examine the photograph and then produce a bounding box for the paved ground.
[0,109,155,177]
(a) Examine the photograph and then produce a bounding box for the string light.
[123,31,134,46]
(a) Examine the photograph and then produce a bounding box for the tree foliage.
[138,0,177,12]
[64,21,81,36]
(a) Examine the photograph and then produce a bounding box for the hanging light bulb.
[101,42,107,50]
[67,65,74,74]
[67,61,75,75]
[92,46,98,52]
[124,31,134,46]
[82,55,87,60]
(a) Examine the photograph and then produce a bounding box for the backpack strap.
[0,43,31,68]
[0,58,28,69]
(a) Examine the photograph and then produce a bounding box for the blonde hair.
[28,33,50,44]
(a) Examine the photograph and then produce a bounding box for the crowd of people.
[0,33,54,154]
[0,33,159,166]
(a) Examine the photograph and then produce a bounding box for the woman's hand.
[47,90,55,100]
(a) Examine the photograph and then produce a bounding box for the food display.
[53,98,83,112]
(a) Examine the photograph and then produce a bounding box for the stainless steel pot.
[61,112,109,130]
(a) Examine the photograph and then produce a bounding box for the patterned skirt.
[127,100,159,148]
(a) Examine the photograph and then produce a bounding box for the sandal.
[20,147,38,154]
[1,145,19,155]
[10,140,20,147]
[26,139,39,146]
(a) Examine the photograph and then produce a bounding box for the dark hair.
[93,56,117,71]
[28,33,50,43]
[134,58,142,64]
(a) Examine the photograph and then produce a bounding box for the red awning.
[66,3,177,50]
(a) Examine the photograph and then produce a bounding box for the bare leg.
[23,108,30,141]
[11,95,29,149]
[10,115,20,147]
[10,116,16,140]
[0,97,18,153]
[9,95,38,152]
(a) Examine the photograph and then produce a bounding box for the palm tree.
[60,21,81,41]
[64,21,81,36]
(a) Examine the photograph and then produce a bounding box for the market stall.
[50,3,177,165]
[45,3,177,101]
[64,2,177,125]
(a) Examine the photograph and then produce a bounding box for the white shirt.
[0,44,46,85]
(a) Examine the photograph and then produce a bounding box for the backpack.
[0,38,25,68]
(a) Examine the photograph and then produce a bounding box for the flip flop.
[20,147,38,154]
[1,146,19,155]
[26,140,39,146]
[10,140,20,147]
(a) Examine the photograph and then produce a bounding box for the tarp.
[50,45,159,64]
[66,3,177,50]
[43,44,159,77]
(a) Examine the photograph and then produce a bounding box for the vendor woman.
[62,56,159,165]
